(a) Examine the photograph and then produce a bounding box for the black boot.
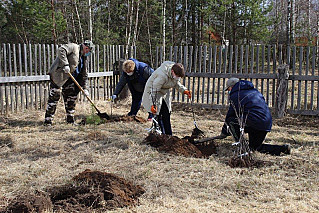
[66,115,75,124]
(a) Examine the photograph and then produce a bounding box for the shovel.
[190,99,204,136]
[66,72,110,120]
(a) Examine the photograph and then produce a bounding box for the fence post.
[275,64,289,118]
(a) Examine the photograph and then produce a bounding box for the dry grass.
[0,98,319,213]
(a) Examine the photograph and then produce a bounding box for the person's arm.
[174,80,187,93]
[58,44,72,67]
[113,73,128,96]
[142,66,154,80]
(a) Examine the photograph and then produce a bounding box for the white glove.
[84,89,89,97]
[63,65,70,73]
[111,95,117,101]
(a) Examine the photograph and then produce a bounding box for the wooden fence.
[155,45,319,116]
[1,43,319,116]
[0,44,135,114]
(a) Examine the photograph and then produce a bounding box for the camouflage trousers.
[44,78,80,122]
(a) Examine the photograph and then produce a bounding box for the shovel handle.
[66,72,101,114]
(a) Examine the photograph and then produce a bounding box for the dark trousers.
[128,87,153,119]
[227,120,286,156]
[128,88,143,116]
[158,101,172,135]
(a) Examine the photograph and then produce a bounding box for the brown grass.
[0,99,319,212]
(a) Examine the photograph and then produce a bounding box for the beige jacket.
[142,61,187,114]
[49,43,81,87]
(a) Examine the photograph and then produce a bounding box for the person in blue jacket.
[111,58,154,120]
[215,78,290,156]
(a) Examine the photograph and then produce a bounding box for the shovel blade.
[97,112,110,120]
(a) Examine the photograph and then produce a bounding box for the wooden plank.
[272,45,276,108]
[187,46,193,104]
[234,45,238,73]
[169,46,173,61]
[304,46,310,110]
[39,44,42,75]
[221,45,227,105]
[217,46,222,104]
[4,44,7,77]
[177,46,183,102]
[185,72,277,79]
[24,44,29,109]
[245,45,249,74]
[5,84,9,114]
[0,44,2,77]
[13,44,17,76]
[19,44,23,76]
[250,45,254,83]
[290,46,296,109]
[47,44,51,74]
[255,45,259,88]
[8,44,14,112]
[310,46,316,110]
[202,46,207,103]
[229,45,233,74]
[297,46,303,110]
[197,46,202,103]
[261,45,265,95]
[207,46,212,104]
[172,46,178,101]
[0,86,3,114]
[192,46,198,104]
[239,45,243,73]
[43,44,46,75]
[212,46,217,104]
[182,46,188,103]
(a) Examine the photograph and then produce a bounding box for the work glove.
[83,89,89,97]
[111,95,117,101]
[184,90,191,99]
[151,105,157,114]
[63,65,70,73]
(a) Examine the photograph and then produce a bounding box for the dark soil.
[1,169,145,213]
[107,115,147,123]
[1,191,52,213]
[144,128,217,158]
[80,115,146,125]
[228,156,272,168]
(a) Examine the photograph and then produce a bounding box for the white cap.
[225,78,239,91]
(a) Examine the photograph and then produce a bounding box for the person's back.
[227,80,272,132]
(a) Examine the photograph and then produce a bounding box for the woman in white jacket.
[142,61,191,135]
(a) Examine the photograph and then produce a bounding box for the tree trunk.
[275,64,289,118]
[88,0,92,41]
[51,0,57,44]
[74,0,83,42]
[162,0,166,60]
[145,0,154,68]
[132,0,140,47]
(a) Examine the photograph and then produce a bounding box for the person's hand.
[184,90,191,99]
[151,105,157,114]
[84,89,89,97]
[111,95,117,101]
[63,65,70,73]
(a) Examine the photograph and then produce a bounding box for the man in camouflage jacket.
[44,40,94,125]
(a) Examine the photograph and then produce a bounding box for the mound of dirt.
[2,191,52,213]
[144,131,217,158]
[108,115,147,123]
[2,170,145,213]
